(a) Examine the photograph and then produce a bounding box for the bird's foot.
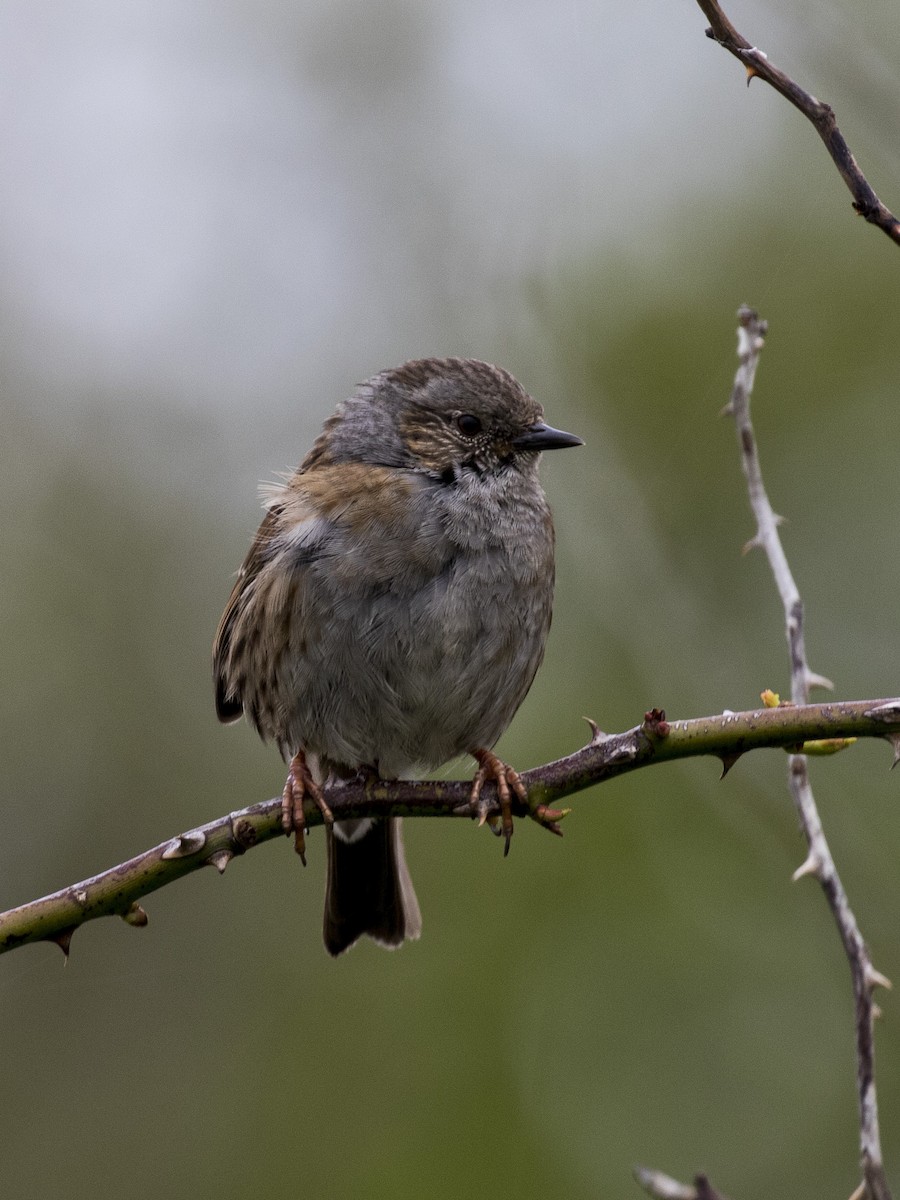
[281,751,334,864]
[467,748,527,857]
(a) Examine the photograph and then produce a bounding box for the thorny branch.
[2,697,900,957]
[639,308,895,1200]
[695,0,900,246]
[727,307,893,1200]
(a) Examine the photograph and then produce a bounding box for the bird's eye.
[456,413,483,437]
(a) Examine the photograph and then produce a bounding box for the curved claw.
[468,749,528,856]
[281,751,334,864]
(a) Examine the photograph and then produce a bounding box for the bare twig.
[695,0,900,246]
[725,306,893,1200]
[2,698,899,957]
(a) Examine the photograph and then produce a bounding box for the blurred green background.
[2,2,900,1197]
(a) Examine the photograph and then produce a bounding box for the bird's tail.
[323,817,422,956]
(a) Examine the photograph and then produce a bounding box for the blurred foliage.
[2,3,900,1199]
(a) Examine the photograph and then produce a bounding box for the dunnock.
[213,358,581,955]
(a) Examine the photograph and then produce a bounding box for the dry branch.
[726,306,892,1200]
[640,307,895,1200]
[696,0,900,245]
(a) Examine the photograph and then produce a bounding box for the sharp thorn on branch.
[883,733,900,768]
[583,716,607,746]
[161,830,207,860]
[741,535,761,556]
[792,852,821,882]
[718,752,742,779]
[864,963,893,993]
[121,902,148,927]
[805,669,835,692]
[206,849,233,874]
[49,927,76,959]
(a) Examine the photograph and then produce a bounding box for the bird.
[213,357,582,955]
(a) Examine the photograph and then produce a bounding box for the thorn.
[792,852,821,882]
[805,670,834,692]
[865,699,900,722]
[49,926,76,959]
[872,1002,883,1021]
[772,512,786,528]
[718,752,742,778]
[161,830,207,860]
[884,733,900,768]
[719,398,735,418]
[583,716,607,746]
[848,1183,866,1200]
[865,963,893,992]
[741,534,761,555]
[745,64,760,85]
[121,902,149,928]
[206,849,233,874]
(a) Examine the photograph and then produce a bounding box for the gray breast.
[280,467,555,776]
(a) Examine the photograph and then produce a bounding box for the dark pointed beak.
[512,421,584,452]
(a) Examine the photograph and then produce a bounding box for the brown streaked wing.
[212,506,282,724]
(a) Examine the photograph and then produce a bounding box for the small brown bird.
[213,358,581,954]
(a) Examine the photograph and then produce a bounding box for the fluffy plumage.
[213,357,581,954]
